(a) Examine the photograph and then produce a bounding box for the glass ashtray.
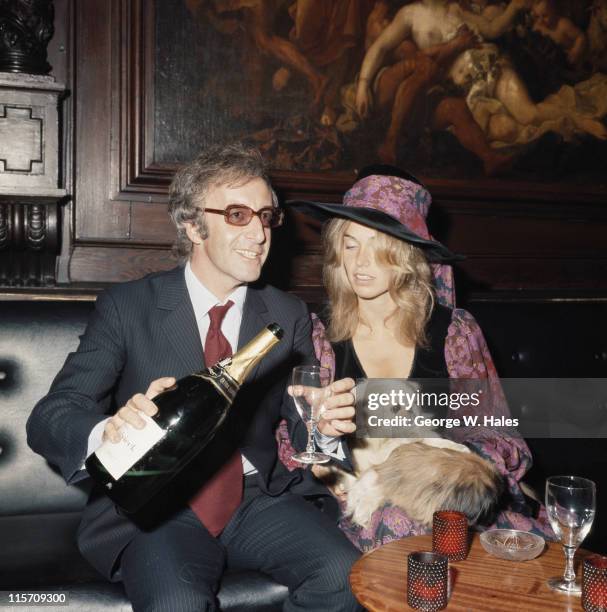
[480,529,545,561]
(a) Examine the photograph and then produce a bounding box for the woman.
[284,167,553,551]
[351,0,516,174]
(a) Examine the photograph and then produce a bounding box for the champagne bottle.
[85,323,283,513]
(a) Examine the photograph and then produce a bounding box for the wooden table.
[350,534,593,611]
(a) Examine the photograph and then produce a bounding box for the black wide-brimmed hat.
[287,170,461,263]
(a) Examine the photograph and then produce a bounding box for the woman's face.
[342,221,393,302]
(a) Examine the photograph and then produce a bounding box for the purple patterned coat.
[277,309,554,552]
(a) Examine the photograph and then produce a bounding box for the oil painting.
[153,0,607,186]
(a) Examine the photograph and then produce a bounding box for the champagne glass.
[545,475,596,594]
[291,365,332,464]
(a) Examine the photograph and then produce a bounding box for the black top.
[331,304,453,380]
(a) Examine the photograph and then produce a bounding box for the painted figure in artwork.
[530,0,587,66]
[186,0,328,108]
[355,0,607,168]
[159,0,607,177]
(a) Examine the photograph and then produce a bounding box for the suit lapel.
[158,271,274,379]
[237,287,271,382]
[158,267,204,373]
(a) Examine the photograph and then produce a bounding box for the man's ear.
[184,221,203,245]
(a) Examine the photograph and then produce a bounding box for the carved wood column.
[0,0,66,288]
[0,199,58,286]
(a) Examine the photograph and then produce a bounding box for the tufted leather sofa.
[1,297,606,611]
[0,300,287,612]
[468,299,607,554]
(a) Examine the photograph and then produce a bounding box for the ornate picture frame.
[114,0,607,203]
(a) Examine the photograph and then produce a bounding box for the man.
[27,143,362,611]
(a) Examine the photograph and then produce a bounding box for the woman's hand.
[355,81,374,119]
[454,24,480,52]
[317,377,357,438]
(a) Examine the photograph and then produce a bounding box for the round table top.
[350,534,593,611]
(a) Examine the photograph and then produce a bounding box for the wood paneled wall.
[35,0,607,303]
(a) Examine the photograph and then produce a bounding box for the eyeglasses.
[204,205,284,228]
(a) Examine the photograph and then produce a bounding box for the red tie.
[189,300,243,536]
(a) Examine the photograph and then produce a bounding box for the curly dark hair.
[168,143,278,260]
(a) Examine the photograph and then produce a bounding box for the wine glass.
[545,475,596,594]
[291,365,332,464]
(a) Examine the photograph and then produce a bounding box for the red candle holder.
[583,554,607,612]
[432,510,468,561]
[407,551,448,611]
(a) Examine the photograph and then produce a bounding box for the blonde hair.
[322,219,434,346]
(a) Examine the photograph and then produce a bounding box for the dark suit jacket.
[27,266,348,579]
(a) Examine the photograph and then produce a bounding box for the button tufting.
[0,371,6,380]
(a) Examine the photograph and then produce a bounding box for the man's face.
[186,177,273,299]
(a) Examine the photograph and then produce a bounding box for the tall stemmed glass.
[545,475,596,594]
[291,365,331,464]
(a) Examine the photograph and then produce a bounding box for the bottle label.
[94,413,166,480]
